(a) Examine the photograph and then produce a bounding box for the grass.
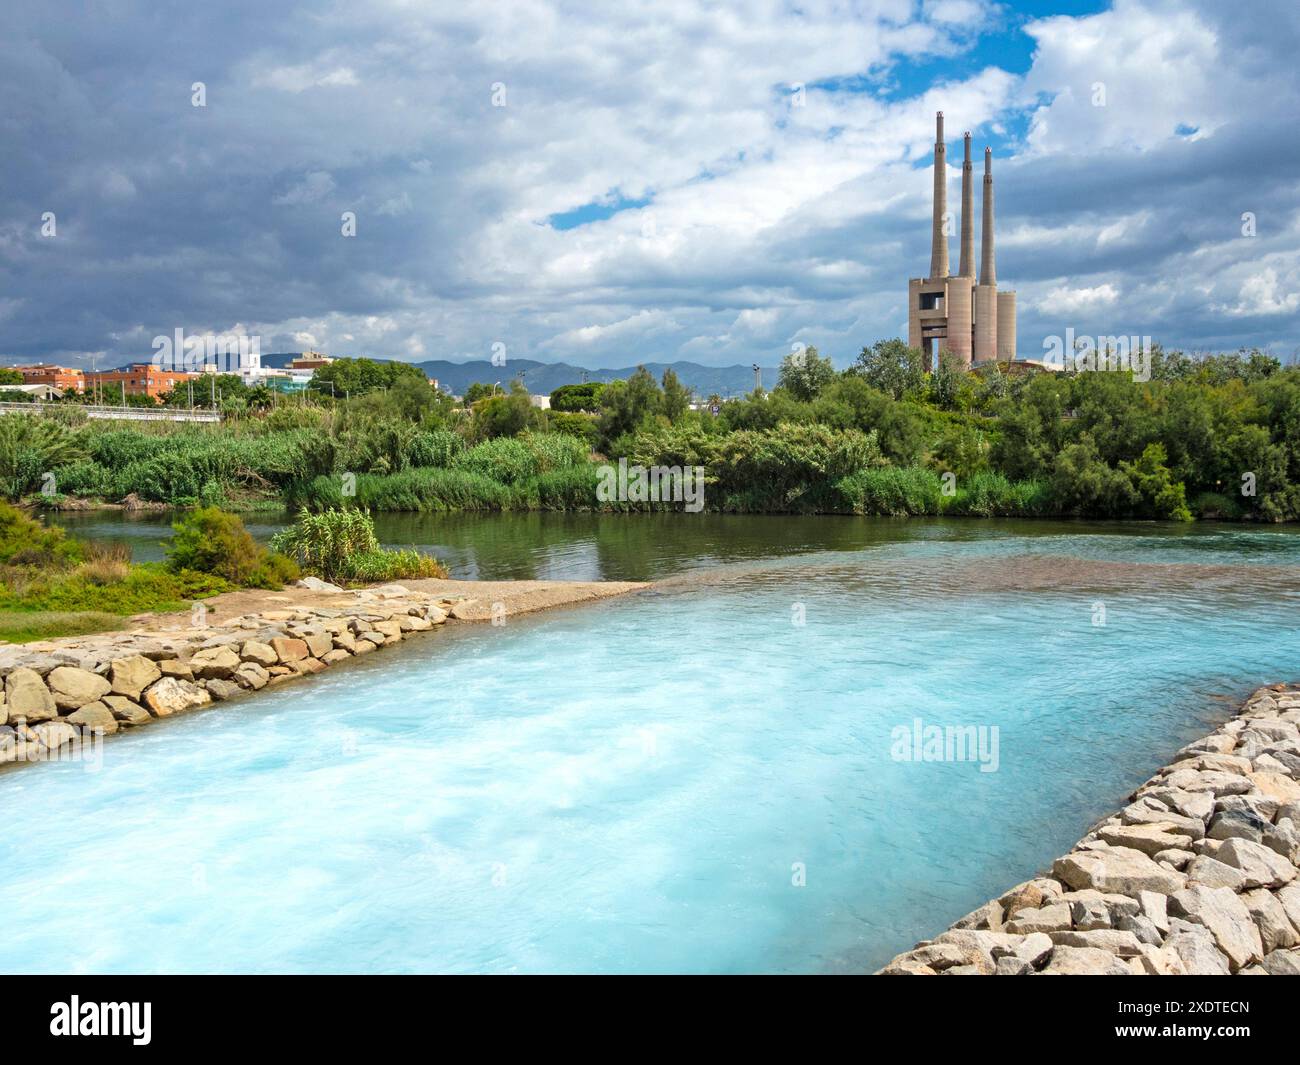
[0,610,127,643]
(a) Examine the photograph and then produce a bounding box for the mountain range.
[260,354,780,397]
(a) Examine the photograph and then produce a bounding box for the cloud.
[0,0,1297,370]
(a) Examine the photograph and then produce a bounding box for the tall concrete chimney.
[979,146,996,286]
[959,132,974,278]
[929,111,948,279]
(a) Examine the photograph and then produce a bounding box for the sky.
[2,0,1298,371]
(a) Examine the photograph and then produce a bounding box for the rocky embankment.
[0,583,462,769]
[879,684,1300,976]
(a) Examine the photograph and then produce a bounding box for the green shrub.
[271,507,447,583]
[166,506,300,588]
[0,502,83,566]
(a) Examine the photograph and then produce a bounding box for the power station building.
[908,112,1016,370]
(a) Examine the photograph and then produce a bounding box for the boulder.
[1047,929,1145,957]
[1098,822,1194,857]
[239,640,278,667]
[65,701,118,735]
[270,637,308,663]
[189,646,241,679]
[45,666,111,711]
[1208,808,1272,845]
[31,719,78,752]
[205,678,242,701]
[1187,855,1247,890]
[158,659,194,680]
[102,695,150,726]
[1216,837,1298,889]
[142,677,212,717]
[1168,885,1263,971]
[295,576,344,593]
[1040,946,1131,976]
[1260,948,1300,975]
[303,632,333,659]
[109,655,162,701]
[1240,888,1300,953]
[1251,771,1300,803]
[997,879,1062,917]
[1005,902,1072,935]
[1053,846,1186,897]
[233,662,270,690]
[1163,924,1231,975]
[4,667,56,722]
[321,649,352,665]
[1139,890,1169,934]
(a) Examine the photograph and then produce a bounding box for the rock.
[4,667,56,722]
[1208,808,1272,845]
[994,955,1029,975]
[270,637,309,663]
[295,576,345,593]
[205,678,242,701]
[353,639,379,655]
[1048,929,1145,957]
[909,943,982,972]
[1098,822,1194,857]
[109,655,162,701]
[1260,948,1300,975]
[142,677,212,717]
[1264,818,1300,864]
[1117,913,1163,946]
[189,646,241,679]
[1163,924,1231,975]
[1120,803,1206,839]
[299,658,326,674]
[997,879,1061,917]
[932,930,1024,971]
[321,649,352,665]
[1040,946,1131,975]
[1062,891,1112,931]
[1168,885,1263,971]
[879,957,936,976]
[1240,888,1300,953]
[1154,847,1193,870]
[1053,846,1185,897]
[1142,787,1214,822]
[233,662,269,690]
[1251,771,1300,803]
[1187,855,1246,890]
[1138,890,1169,934]
[1216,837,1297,889]
[158,659,194,680]
[64,701,118,734]
[331,631,358,652]
[1275,884,1300,931]
[1006,902,1071,935]
[303,632,333,659]
[371,619,403,643]
[102,695,150,726]
[31,719,78,752]
[1161,768,1255,796]
[45,666,111,711]
[1216,794,1279,822]
[239,640,278,667]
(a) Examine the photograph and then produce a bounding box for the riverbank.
[878,684,1300,975]
[0,577,646,771]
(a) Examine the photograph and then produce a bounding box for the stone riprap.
[879,684,1300,975]
[0,583,462,771]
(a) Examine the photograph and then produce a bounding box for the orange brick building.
[11,364,86,390]
[85,363,198,399]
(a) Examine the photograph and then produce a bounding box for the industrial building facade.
[908,112,1016,370]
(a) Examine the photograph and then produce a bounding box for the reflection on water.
[49,508,1300,583]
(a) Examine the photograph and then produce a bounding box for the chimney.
[979,146,996,286]
[959,132,974,278]
[929,111,948,278]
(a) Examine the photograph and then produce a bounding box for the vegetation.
[270,508,447,584]
[3,342,1299,522]
[165,507,300,588]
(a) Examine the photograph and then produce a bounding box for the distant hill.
[263,353,778,397]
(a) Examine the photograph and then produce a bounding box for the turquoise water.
[3,520,1300,973]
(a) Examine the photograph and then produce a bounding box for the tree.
[0,369,24,386]
[777,345,836,402]
[660,369,691,421]
[472,380,541,439]
[597,366,662,450]
[309,356,428,397]
[550,382,605,412]
[464,382,498,405]
[852,339,926,399]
